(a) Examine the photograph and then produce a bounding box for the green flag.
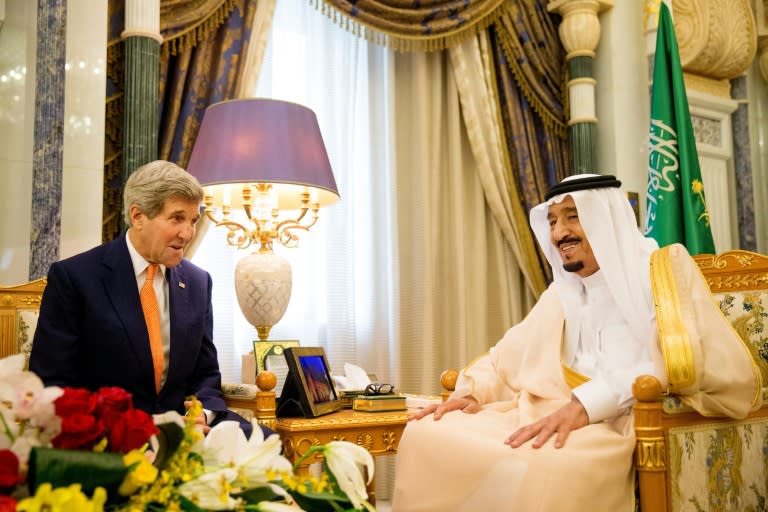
[644,2,715,255]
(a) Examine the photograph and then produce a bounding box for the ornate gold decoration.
[356,432,374,451]
[383,431,397,451]
[693,250,768,293]
[277,413,407,430]
[0,296,11,307]
[294,436,322,458]
[673,0,757,80]
[635,439,667,470]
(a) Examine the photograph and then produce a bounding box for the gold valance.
[161,0,239,55]
[311,0,508,52]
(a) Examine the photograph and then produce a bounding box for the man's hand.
[505,396,588,449]
[408,396,481,421]
[184,399,211,434]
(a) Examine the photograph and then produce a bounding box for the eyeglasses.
[364,383,395,396]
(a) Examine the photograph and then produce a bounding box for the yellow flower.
[691,179,704,194]
[17,483,107,512]
[119,449,159,496]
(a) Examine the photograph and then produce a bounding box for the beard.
[557,236,584,273]
[562,261,585,272]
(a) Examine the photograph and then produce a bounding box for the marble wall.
[0,0,36,284]
[0,0,106,285]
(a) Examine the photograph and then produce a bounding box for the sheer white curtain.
[192,0,396,383]
[192,0,528,394]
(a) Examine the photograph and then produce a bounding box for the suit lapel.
[101,235,156,390]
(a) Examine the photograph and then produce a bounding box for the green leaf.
[177,493,208,512]
[153,422,185,470]
[28,446,128,498]
[234,486,284,504]
[282,486,355,512]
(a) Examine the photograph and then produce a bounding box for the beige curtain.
[390,50,531,394]
[236,0,277,97]
[449,31,546,299]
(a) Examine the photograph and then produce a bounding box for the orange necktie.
[140,263,164,393]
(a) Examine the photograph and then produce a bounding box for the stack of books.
[352,394,407,412]
[339,389,365,409]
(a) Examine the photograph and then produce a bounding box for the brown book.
[352,394,407,412]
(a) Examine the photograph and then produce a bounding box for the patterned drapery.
[314,0,507,52]
[491,2,568,211]
[103,0,257,242]
[158,0,257,166]
[491,2,570,281]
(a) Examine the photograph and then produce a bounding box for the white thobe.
[564,270,656,423]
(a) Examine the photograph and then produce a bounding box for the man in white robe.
[391,174,760,511]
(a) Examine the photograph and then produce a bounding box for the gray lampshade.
[187,98,340,210]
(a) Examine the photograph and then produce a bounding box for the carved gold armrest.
[440,369,458,402]
[224,371,278,431]
[632,374,667,512]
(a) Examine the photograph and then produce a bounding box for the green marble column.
[567,55,597,174]
[122,36,159,186]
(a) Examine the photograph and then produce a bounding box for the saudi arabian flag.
[644,1,715,255]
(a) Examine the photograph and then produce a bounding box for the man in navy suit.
[30,160,261,437]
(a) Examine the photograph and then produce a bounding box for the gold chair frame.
[438,249,768,511]
[0,278,46,364]
[633,250,768,512]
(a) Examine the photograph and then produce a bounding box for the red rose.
[0,450,20,489]
[94,387,133,427]
[53,413,105,450]
[108,408,159,453]
[0,496,16,512]
[54,387,96,417]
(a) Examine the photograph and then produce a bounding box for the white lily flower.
[322,441,374,510]
[0,354,26,380]
[255,501,305,511]
[196,420,292,487]
[152,410,186,428]
[13,373,62,423]
[177,467,241,510]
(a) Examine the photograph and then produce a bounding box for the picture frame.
[277,347,343,418]
[252,340,300,397]
[253,340,300,373]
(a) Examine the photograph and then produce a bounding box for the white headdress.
[529,174,659,348]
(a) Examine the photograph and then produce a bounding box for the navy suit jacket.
[29,234,255,436]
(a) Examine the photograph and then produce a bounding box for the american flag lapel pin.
[179,282,186,289]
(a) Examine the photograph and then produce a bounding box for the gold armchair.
[438,249,768,511]
[0,278,46,366]
[633,250,768,512]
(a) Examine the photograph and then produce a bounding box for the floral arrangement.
[0,354,375,511]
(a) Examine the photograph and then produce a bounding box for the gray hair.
[123,160,204,226]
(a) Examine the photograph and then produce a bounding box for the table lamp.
[187,99,340,342]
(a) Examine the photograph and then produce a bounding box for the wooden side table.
[277,409,408,503]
